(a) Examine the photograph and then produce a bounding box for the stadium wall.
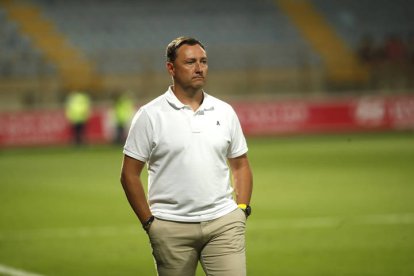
[1,95,414,147]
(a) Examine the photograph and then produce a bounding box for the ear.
[166,62,175,76]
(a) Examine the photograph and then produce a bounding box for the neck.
[172,85,204,111]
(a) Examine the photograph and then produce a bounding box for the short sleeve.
[123,108,153,162]
[227,107,248,158]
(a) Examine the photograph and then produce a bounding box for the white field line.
[0,264,45,276]
[250,213,414,231]
[0,225,139,242]
[250,216,344,230]
[1,213,414,242]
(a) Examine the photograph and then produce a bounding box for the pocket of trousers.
[147,218,168,265]
[236,208,247,223]
[147,217,159,236]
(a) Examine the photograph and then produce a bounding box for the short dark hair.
[166,36,206,63]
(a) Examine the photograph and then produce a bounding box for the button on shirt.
[124,87,248,222]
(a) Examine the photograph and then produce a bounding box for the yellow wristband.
[238,204,247,210]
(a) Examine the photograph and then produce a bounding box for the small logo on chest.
[216,120,220,126]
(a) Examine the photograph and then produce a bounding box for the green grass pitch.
[1,132,413,275]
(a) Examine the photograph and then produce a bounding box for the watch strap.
[142,215,155,231]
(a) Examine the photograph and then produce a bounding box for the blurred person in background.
[356,34,381,89]
[406,32,414,88]
[65,90,91,146]
[112,91,134,144]
[120,36,253,276]
[356,34,377,65]
[382,34,408,89]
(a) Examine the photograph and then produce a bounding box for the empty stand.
[0,7,54,77]
[0,0,413,110]
[312,0,414,48]
[277,0,370,85]
[30,0,316,74]
[1,0,101,91]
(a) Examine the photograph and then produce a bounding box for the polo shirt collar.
[165,86,214,111]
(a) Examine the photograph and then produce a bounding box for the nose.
[195,62,202,72]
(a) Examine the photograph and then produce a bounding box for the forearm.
[234,166,253,205]
[121,174,152,224]
[230,155,253,205]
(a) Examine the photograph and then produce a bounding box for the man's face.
[167,44,208,91]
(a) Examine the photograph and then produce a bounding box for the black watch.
[142,215,155,231]
[244,205,252,217]
[238,204,252,218]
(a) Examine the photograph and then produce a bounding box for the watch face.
[245,205,251,216]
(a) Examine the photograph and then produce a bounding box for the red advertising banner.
[1,96,413,147]
[0,109,109,147]
[233,96,414,136]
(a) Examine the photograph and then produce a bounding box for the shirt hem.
[123,149,147,162]
[227,148,248,159]
[152,204,238,223]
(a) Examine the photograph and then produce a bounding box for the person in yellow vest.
[113,92,134,144]
[65,91,91,145]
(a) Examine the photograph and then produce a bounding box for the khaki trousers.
[147,208,247,276]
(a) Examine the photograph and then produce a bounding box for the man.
[112,92,134,144]
[65,90,91,145]
[120,36,253,276]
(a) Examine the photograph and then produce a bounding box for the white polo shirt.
[123,87,248,222]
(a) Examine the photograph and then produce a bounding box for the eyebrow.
[184,57,207,61]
